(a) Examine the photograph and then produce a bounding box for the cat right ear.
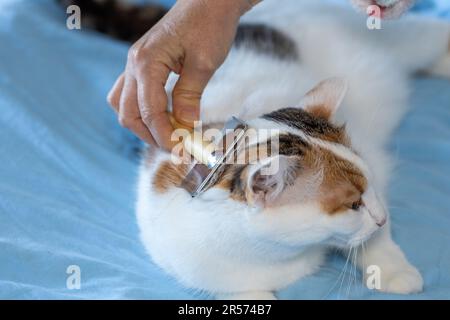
[299,77,348,120]
[245,155,300,208]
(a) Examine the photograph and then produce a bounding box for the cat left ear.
[299,77,348,120]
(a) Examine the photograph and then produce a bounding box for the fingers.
[118,75,157,145]
[107,65,175,150]
[107,51,176,150]
[107,73,125,112]
[171,58,215,127]
[136,63,175,150]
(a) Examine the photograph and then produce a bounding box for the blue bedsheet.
[0,0,449,299]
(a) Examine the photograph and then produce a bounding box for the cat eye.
[351,200,362,211]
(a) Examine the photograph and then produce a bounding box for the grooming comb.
[171,116,249,197]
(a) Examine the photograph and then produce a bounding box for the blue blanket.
[1,0,449,299]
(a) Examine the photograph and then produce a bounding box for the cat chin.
[328,227,381,249]
[347,229,381,247]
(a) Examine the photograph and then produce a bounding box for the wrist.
[176,0,261,19]
[203,0,261,16]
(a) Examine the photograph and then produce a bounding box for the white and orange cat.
[58,0,450,299]
[134,0,450,299]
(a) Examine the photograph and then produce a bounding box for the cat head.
[204,78,387,248]
[350,0,415,19]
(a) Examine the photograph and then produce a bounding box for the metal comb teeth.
[180,117,248,197]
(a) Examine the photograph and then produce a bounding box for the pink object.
[351,0,415,19]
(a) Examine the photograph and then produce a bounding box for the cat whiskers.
[352,246,359,297]
[322,246,353,300]
[344,246,357,299]
[361,241,367,291]
[337,246,353,300]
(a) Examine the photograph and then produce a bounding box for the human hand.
[107,0,256,149]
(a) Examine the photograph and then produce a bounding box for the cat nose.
[369,208,386,227]
[376,217,387,227]
[367,207,386,227]
[363,187,387,228]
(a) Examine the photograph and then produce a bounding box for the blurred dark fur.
[59,0,167,42]
[58,0,298,59]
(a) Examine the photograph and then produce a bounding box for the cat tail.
[57,0,168,42]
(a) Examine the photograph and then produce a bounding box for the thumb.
[172,62,215,127]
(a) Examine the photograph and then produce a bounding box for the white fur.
[137,0,449,299]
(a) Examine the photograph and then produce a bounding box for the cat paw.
[379,267,423,294]
[217,291,277,300]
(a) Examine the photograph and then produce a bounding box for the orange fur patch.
[308,104,332,120]
[306,148,367,214]
[215,140,366,213]
[149,117,366,214]
[152,161,189,194]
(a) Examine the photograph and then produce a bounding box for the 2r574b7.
[222,304,271,315]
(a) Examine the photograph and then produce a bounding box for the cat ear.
[245,155,300,208]
[299,77,348,120]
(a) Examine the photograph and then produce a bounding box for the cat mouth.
[369,1,395,19]
[363,0,412,20]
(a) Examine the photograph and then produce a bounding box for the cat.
[141,0,450,299]
[59,0,450,299]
